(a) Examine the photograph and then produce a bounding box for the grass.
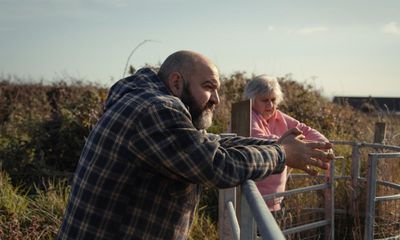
[0,170,219,240]
[0,172,69,239]
[189,211,219,240]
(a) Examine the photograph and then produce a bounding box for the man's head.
[158,50,220,130]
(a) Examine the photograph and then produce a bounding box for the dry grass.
[0,172,69,239]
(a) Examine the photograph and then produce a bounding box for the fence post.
[350,143,361,217]
[219,187,237,240]
[219,100,252,239]
[240,190,257,240]
[373,122,386,144]
[230,100,252,138]
[324,158,335,240]
[218,134,239,240]
[364,154,378,240]
[231,100,252,233]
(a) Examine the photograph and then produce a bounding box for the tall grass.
[0,171,69,239]
[0,169,219,240]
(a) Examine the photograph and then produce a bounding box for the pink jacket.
[251,110,328,211]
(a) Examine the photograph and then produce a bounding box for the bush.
[0,79,106,185]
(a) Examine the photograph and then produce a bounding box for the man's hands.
[277,128,334,176]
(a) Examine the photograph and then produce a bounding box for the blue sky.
[1,0,399,98]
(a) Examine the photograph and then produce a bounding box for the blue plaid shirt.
[57,68,285,239]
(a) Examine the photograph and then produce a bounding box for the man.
[57,50,333,239]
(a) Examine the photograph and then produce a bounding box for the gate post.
[324,159,335,240]
[219,187,238,240]
[230,100,252,229]
[364,154,378,240]
[240,190,257,240]
[219,100,252,239]
[350,143,361,217]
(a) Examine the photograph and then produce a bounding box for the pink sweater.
[251,110,328,211]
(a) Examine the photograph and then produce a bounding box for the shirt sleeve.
[128,100,285,189]
[284,113,328,142]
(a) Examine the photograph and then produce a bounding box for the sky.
[1,0,399,99]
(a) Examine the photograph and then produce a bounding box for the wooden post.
[373,122,386,143]
[230,100,252,137]
[219,100,252,240]
[231,100,252,225]
[231,100,251,223]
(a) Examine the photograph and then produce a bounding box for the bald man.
[57,50,333,239]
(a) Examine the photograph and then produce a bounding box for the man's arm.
[217,129,334,177]
[129,101,285,188]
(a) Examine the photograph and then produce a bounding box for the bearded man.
[57,50,333,240]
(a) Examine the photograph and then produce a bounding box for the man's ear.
[167,72,184,97]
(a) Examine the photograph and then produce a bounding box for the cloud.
[287,26,328,35]
[382,22,400,36]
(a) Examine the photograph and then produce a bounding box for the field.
[0,73,399,239]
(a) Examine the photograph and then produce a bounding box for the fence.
[218,100,400,239]
[364,152,400,240]
[218,178,286,240]
[331,141,400,240]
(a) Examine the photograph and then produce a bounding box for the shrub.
[0,79,106,185]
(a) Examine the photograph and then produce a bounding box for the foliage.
[0,74,399,239]
[0,79,106,185]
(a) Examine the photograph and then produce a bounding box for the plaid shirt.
[57,68,285,240]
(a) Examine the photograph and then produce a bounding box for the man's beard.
[181,86,214,130]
